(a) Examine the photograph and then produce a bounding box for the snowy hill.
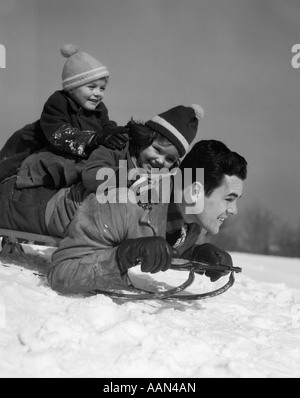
[0,244,300,378]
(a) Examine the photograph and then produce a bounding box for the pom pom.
[191,104,204,120]
[60,44,79,58]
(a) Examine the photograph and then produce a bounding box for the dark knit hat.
[60,44,109,91]
[146,104,204,157]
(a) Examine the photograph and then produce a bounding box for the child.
[82,103,205,192]
[0,44,127,182]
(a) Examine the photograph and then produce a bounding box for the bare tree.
[203,204,300,258]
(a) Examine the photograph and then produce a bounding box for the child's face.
[137,138,180,173]
[69,78,107,111]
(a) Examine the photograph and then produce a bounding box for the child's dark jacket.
[0,90,117,182]
[39,90,117,158]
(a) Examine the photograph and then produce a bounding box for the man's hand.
[118,236,173,274]
[182,243,233,282]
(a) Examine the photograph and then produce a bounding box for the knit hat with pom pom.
[146,104,204,157]
[61,44,109,91]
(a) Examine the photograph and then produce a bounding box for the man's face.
[69,78,107,111]
[194,175,244,234]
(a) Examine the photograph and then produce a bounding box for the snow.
[0,243,300,378]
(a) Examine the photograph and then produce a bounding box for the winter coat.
[81,138,133,193]
[15,150,87,190]
[38,90,117,158]
[0,121,47,161]
[47,189,201,295]
[45,182,90,238]
[0,122,48,183]
[47,190,169,294]
[0,90,117,182]
[14,135,132,194]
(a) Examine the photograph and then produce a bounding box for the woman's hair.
[180,140,247,196]
[126,119,180,165]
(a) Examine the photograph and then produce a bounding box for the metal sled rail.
[91,261,242,301]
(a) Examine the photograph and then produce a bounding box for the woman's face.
[136,138,180,173]
[184,175,244,234]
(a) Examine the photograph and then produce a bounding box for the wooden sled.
[0,228,61,255]
[0,229,242,301]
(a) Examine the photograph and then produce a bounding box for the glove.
[93,127,129,150]
[117,236,173,274]
[182,243,232,282]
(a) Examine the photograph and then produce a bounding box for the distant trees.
[205,205,300,258]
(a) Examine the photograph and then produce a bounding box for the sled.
[0,227,242,301]
[0,228,60,256]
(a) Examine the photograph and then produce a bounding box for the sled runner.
[0,228,242,301]
[0,228,60,255]
[91,259,242,301]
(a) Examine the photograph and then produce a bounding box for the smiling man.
[177,174,243,235]
[167,139,247,282]
[47,139,247,294]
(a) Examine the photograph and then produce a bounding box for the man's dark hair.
[180,140,247,196]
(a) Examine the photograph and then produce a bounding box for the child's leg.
[0,152,29,183]
[0,177,57,235]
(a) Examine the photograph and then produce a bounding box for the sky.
[0,0,300,227]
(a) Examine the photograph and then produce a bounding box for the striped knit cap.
[60,44,109,91]
[146,104,204,157]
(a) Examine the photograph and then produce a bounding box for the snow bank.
[0,245,300,378]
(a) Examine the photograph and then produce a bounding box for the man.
[47,140,247,294]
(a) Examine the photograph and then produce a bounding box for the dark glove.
[182,243,232,282]
[93,127,129,150]
[117,236,173,274]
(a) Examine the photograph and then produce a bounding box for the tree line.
[205,206,300,258]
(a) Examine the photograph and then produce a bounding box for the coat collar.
[59,90,104,114]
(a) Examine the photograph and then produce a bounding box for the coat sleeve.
[81,141,129,193]
[40,92,97,158]
[47,194,129,294]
